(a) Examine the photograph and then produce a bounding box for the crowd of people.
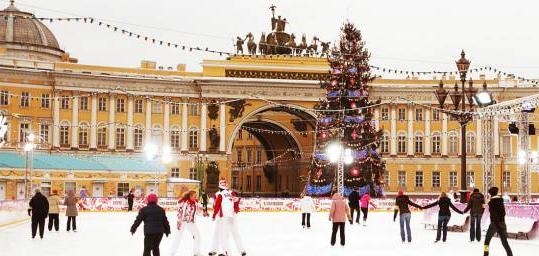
[27,189,79,239]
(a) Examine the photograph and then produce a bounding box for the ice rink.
[0,211,536,256]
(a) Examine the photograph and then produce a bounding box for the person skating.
[28,188,49,239]
[300,195,315,228]
[421,192,463,243]
[126,189,135,212]
[329,193,352,246]
[131,193,171,256]
[463,188,485,242]
[348,189,360,224]
[393,190,422,243]
[47,189,61,232]
[201,191,209,217]
[65,190,79,232]
[359,192,376,226]
[170,190,202,256]
[483,187,513,256]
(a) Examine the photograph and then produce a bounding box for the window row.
[235,147,264,164]
[380,107,440,121]
[390,170,477,188]
[380,132,476,154]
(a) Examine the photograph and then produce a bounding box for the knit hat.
[218,179,228,190]
[147,193,158,203]
[398,190,404,196]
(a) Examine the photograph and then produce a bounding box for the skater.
[201,191,209,216]
[421,192,463,242]
[393,190,422,243]
[209,179,247,256]
[131,193,171,256]
[483,187,513,256]
[47,189,60,232]
[463,188,485,242]
[348,188,360,224]
[65,190,78,232]
[28,189,49,239]
[359,192,376,226]
[300,194,315,228]
[127,189,135,212]
[170,190,202,256]
[329,193,351,246]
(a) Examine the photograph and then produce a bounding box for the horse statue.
[320,41,331,55]
[307,36,319,55]
[258,32,266,55]
[246,33,257,55]
[297,34,307,55]
[235,36,246,54]
[266,33,278,55]
[284,33,296,55]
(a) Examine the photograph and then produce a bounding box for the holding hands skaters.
[421,192,463,243]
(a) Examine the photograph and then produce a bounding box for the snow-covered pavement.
[0,211,536,256]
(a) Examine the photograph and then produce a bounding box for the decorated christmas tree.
[306,22,385,197]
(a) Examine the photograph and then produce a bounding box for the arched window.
[170,126,180,149]
[97,124,107,147]
[381,133,389,153]
[59,121,70,146]
[189,127,199,150]
[432,132,441,153]
[449,132,458,154]
[78,122,89,146]
[134,125,144,149]
[414,132,423,154]
[397,132,406,153]
[466,132,475,154]
[151,124,162,146]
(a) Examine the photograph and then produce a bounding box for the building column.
[126,94,134,151]
[181,102,188,152]
[390,104,397,156]
[407,105,414,156]
[52,90,60,149]
[163,98,170,148]
[200,103,208,152]
[108,93,116,150]
[220,102,226,153]
[476,118,482,156]
[442,113,448,156]
[373,108,380,131]
[145,97,152,145]
[90,93,97,150]
[71,91,79,149]
[424,108,431,156]
[494,116,500,156]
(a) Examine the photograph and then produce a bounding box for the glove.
[131,231,135,236]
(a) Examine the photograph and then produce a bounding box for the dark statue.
[207,100,219,120]
[208,125,220,151]
[228,99,251,122]
[205,161,220,194]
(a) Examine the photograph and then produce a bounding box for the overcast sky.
[7,0,539,78]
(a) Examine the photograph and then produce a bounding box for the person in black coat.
[130,193,170,256]
[348,189,360,224]
[484,187,513,256]
[201,191,208,215]
[393,191,423,242]
[463,188,485,242]
[422,192,463,242]
[28,189,49,239]
[126,190,135,212]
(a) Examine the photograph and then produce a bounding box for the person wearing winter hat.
[131,193,171,256]
[170,190,202,256]
[47,189,61,232]
[483,187,513,256]
[65,190,79,232]
[329,193,352,246]
[359,192,376,226]
[393,190,422,243]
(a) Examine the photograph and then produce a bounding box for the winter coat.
[65,195,79,216]
[329,194,351,223]
[488,196,506,223]
[212,189,238,219]
[47,195,61,214]
[300,196,315,213]
[464,192,485,215]
[360,193,371,209]
[394,195,421,215]
[423,196,462,217]
[348,191,360,208]
[29,192,49,219]
[131,202,171,235]
[176,199,200,229]
[127,192,135,202]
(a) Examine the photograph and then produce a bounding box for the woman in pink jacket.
[359,192,376,226]
[329,193,352,246]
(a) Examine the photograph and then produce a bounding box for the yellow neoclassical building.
[0,2,537,200]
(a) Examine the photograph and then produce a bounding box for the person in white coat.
[300,195,316,228]
[169,190,202,256]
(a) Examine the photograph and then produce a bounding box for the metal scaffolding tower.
[481,116,495,195]
[517,112,531,203]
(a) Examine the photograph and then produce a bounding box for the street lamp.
[326,142,353,194]
[434,50,493,203]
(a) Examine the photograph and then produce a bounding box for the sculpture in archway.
[228,99,251,122]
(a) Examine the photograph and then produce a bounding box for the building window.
[171,168,180,178]
[502,135,511,157]
[449,171,458,188]
[189,128,198,150]
[256,149,262,164]
[116,98,125,112]
[381,108,389,120]
[432,132,441,153]
[116,127,125,147]
[134,99,143,113]
[246,148,252,163]
[466,133,475,154]
[449,132,458,154]
[432,109,440,121]
[503,171,511,189]
[189,168,197,180]
[232,176,239,190]
[189,104,198,116]
[40,124,49,144]
[19,123,29,143]
[61,96,70,109]
[60,124,69,146]
[398,108,406,121]
[466,171,475,188]
[151,125,162,147]
[20,92,29,107]
[117,183,129,197]
[397,133,406,153]
[256,176,262,192]
[381,133,389,153]
[0,90,8,105]
[248,132,254,140]
[414,133,423,154]
[432,171,441,188]
[97,127,107,147]
[79,96,88,110]
[170,129,180,149]
[65,182,76,193]
[415,108,423,121]
[237,130,243,140]
[79,125,88,146]
[236,149,243,163]
[415,171,423,187]
[246,175,252,191]
[153,102,162,113]
[41,94,50,108]
[98,97,107,111]
[171,102,180,115]
[398,171,406,187]
[134,127,143,148]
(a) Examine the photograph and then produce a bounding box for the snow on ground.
[0,211,537,256]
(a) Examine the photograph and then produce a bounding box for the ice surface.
[0,211,536,256]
